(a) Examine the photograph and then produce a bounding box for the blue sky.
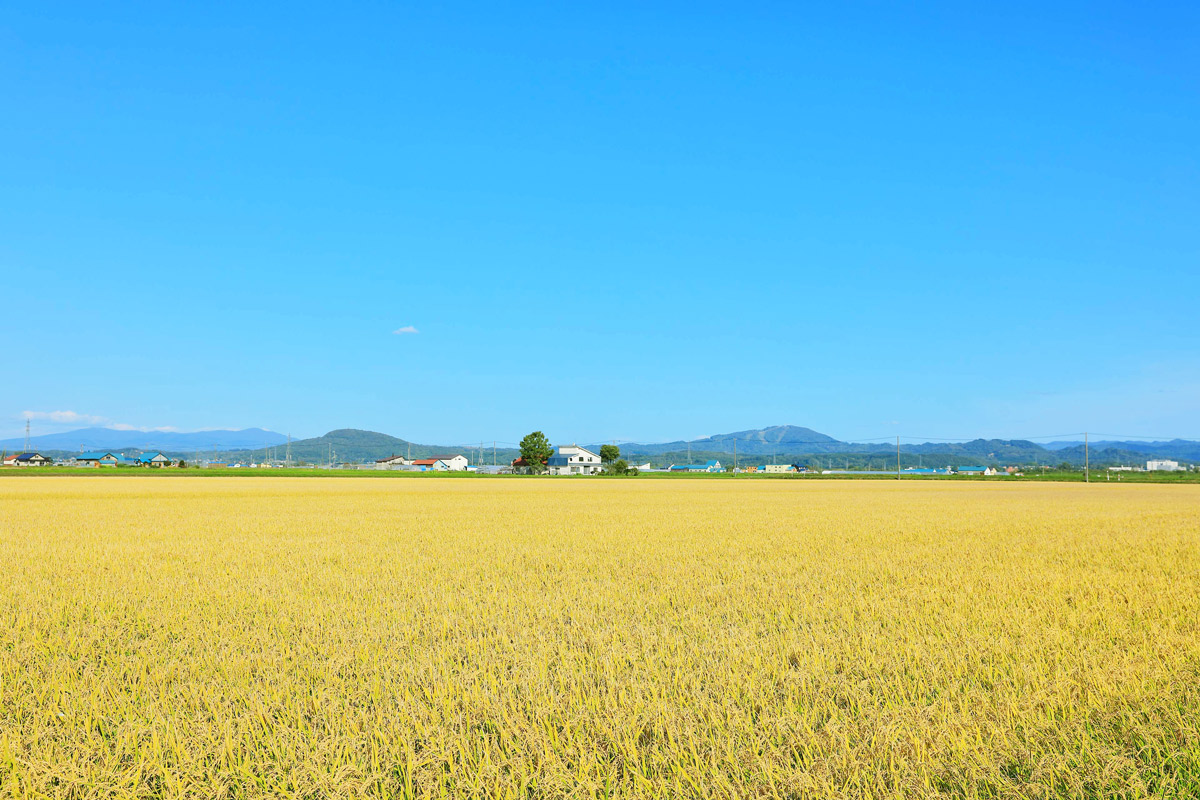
[3,2,1198,445]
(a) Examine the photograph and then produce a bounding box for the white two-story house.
[547,445,602,475]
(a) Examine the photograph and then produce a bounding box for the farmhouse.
[77,451,123,467]
[430,454,469,471]
[547,445,602,475]
[374,455,412,469]
[669,460,722,473]
[136,452,173,467]
[4,452,51,466]
[763,464,793,474]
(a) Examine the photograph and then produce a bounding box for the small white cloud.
[20,411,181,433]
[22,410,109,425]
[393,325,419,335]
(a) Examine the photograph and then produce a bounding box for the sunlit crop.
[1,477,1197,798]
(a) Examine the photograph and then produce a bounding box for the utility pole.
[897,436,901,480]
[23,418,30,453]
[687,440,691,464]
[286,434,291,467]
[493,441,496,466]
[733,437,737,471]
[1085,432,1089,483]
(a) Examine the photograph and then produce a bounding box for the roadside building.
[1146,459,1182,472]
[136,452,173,467]
[669,460,722,473]
[763,464,792,474]
[547,445,602,475]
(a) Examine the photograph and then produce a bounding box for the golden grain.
[0,477,1197,798]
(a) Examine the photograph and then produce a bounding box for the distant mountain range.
[593,426,1200,466]
[165,429,522,467]
[6,424,1196,467]
[0,427,287,453]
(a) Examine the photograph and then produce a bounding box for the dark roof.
[14,452,46,461]
[546,456,571,466]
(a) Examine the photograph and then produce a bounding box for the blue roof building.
[77,451,136,466]
[669,459,722,473]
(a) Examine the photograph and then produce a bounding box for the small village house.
[76,451,123,467]
[374,455,411,469]
[136,452,173,467]
[3,452,52,467]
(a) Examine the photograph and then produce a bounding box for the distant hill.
[610,425,842,456]
[1043,439,1200,461]
[0,426,287,453]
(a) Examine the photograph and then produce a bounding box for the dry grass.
[1,477,1198,798]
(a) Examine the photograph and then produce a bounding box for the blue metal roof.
[78,451,118,460]
[957,466,987,472]
[546,456,571,466]
[136,452,168,463]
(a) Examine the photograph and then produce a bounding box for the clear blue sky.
[3,2,1198,445]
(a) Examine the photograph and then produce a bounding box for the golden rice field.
[1,477,1198,799]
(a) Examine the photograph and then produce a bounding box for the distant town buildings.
[373,453,470,471]
[1146,459,1182,472]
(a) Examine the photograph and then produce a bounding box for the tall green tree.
[519,431,554,473]
[599,444,620,463]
